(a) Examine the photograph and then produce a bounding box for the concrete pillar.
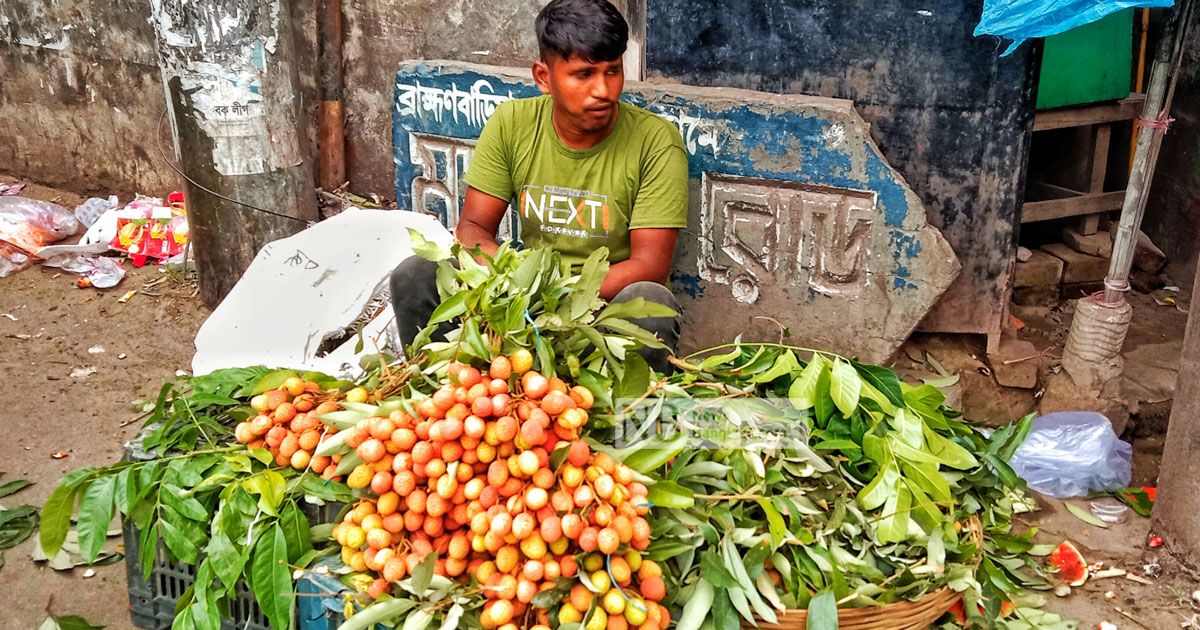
[150,0,318,307]
[1152,255,1200,564]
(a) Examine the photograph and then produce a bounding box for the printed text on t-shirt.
[519,184,612,239]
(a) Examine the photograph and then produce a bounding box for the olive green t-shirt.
[463,95,689,266]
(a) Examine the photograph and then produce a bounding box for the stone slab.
[1041,243,1109,284]
[1134,230,1167,274]
[1061,282,1106,300]
[1107,229,1167,273]
[1013,285,1060,307]
[391,61,961,362]
[988,338,1039,389]
[1039,372,1130,437]
[1013,251,1064,288]
[1063,227,1114,259]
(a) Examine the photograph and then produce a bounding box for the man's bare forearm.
[454,220,501,257]
[599,257,668,300]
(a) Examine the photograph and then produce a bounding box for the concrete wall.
[0,0,544,197]
[0,0,177,195]
[1144,13,1200,290]
[643,0,1040,340]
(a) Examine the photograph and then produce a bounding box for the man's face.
[534,53,624,134]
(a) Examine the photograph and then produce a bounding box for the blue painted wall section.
[644,0,1040,338]
[391,61,961,362]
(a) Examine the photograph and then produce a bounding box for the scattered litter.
[1090,499,1129,524]
[1067,502,1110,528]
[1010,314,1025,331]
[82,568,96,578]
[1141,560,1162,578]
[87,346,105,354]
[6,334,32,341]
[32,529,121,571]
[1164,285,1180,292]
[1192,590,1200,605]
[0,196,80,278]
[292,568,305,580]
[117,290,137,303]
[977,365,993,376]
[471,49,492,55]
[1124,573,1153,585]
[72,196,118,228]
[1053,584,1071,597]
[1113,486,1156,516]
[0,183,26,195]
[42,253,125,289]
[1010,412,1132,498]
[925,351,948,376]
[68,366,96,379]
[922,373,960,388]
[118,353,127,360]
[1050,541,1089,586]
[1104,590,1116,600]
[1,313,16,321]
[1147,534,1164,548]
[108,194,188,267]
[1098,622,1117,630]
[50,451,69,460]
[1093,568,1127,580]
[175,369,190,377]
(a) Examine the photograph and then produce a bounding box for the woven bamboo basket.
[747,516,983,630]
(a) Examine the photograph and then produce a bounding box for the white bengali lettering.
[396,79,514,128]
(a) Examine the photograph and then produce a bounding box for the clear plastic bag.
[0,197,79,254]
[73,196,118,228]
[975,0,1173,56]
[42,254,126,288]
[1009,411,1132,498]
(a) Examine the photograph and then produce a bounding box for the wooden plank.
[1021,190,1125,223]
[1026,180,1084,200]
[1033,94,1146,131]
[1078,123,1113,235]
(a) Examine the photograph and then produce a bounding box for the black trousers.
[389,256,681,373]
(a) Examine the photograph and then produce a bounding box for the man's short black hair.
[535,0,628,63]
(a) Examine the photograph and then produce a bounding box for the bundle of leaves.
[37,235,1066,630]
[40,369,357,630]
[591,345,1072,630]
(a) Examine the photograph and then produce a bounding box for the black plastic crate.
[123,517,272,630]
[122,433,344,630]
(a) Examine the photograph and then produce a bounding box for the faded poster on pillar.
[150,0,303,176]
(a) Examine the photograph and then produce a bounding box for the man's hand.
[455,186,509,258]
[599,228,678,300]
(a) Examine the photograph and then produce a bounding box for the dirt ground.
[1,176,1197,629]
[0,179,210,628]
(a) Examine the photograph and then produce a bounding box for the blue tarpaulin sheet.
[976,0,1174,55]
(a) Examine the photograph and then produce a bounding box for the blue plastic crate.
[297,558,356,630]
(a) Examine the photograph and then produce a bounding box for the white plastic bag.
[73,196,119,227]
[42,254,126,288]
[1009,411,1132,498]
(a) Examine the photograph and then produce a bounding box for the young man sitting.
[391,0,689,372]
